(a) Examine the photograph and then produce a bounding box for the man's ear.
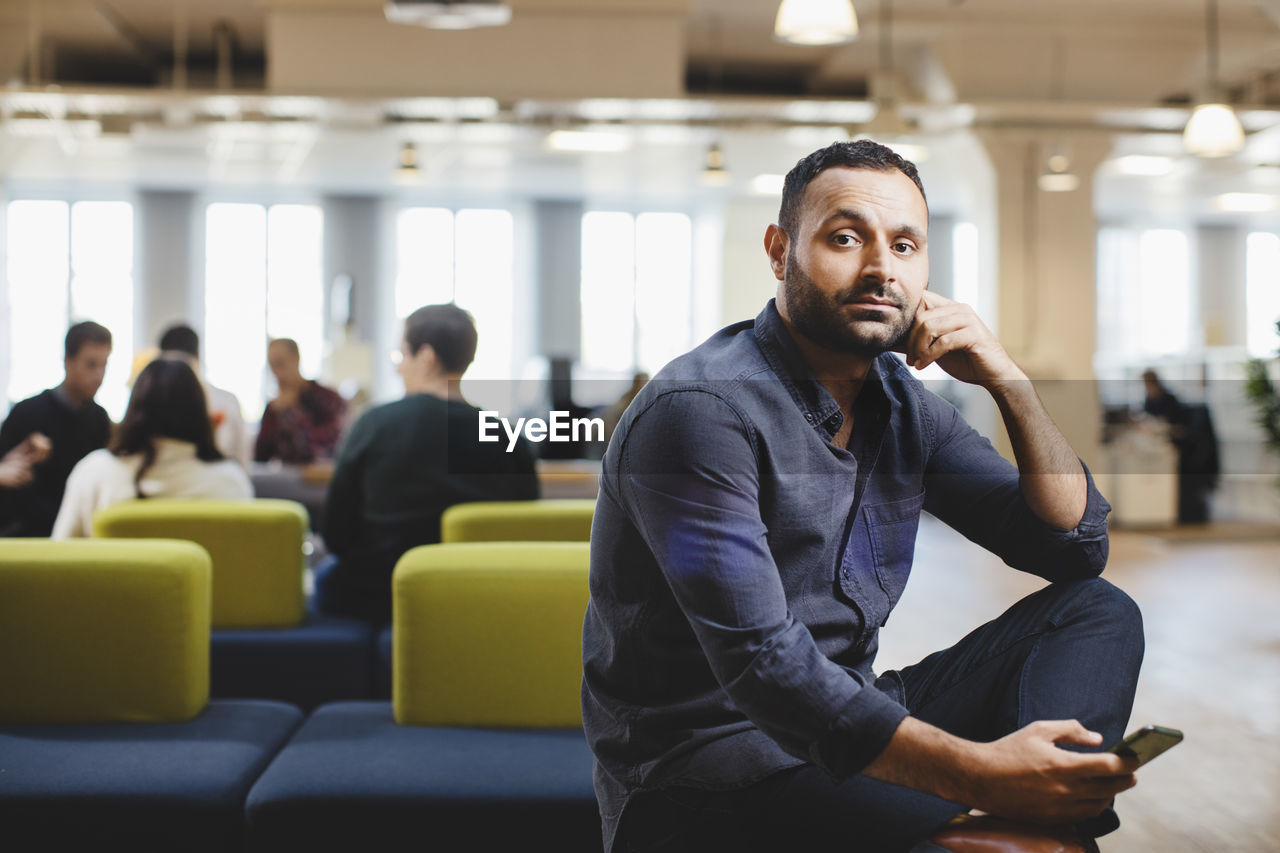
[764,224,788,282]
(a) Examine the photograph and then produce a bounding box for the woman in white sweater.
[52,358,252,538]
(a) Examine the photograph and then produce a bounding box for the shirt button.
[805,413,814,422]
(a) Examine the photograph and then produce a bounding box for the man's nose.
[860,239,896,284]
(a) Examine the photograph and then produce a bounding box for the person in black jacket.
[0,321,113,536]
[1142,369,1220,523]
[315,304,539,624]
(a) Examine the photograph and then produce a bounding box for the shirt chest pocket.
[863,491,926,620]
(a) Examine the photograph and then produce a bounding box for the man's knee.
[1055,577,1144,647]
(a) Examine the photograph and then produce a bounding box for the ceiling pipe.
[26,0,41,85]
[173,0,189,90]
[214,20,235,90]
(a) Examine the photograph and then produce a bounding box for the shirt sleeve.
[921,390,1111,582]
[615,390,908,779]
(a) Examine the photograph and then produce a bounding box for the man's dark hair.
[158,324,200,359]
[269,337,301,359]
[65,321,112,360]
[404,303,478,375]
[112,358,224,496]
[778,140,927,237]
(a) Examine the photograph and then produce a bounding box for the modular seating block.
[93,499,374,709]
[244,702,601,852]
[94,498,308,629]
[0,539,212,724]
[0,539,304,851]
[392,542,591,727]
[2,700,303,852]
[247,543,601,851]
[440,498,596,544]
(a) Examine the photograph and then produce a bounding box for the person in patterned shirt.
[254,338,347,465]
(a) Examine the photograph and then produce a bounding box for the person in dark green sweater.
[0,321,113,537]
[315,304,539,624]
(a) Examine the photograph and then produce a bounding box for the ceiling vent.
[384,1,513,30]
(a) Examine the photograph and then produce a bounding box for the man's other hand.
[903,292,1026,388]
[966,719,1139,825]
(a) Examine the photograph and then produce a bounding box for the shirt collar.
[752,298,892,440]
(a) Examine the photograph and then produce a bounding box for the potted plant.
[1244,319,1280,461]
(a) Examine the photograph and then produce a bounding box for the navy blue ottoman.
[0,699,303,852]
[245,701,602,852]
[211,613,375,710]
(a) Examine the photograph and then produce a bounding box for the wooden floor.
[877,516,1280,853]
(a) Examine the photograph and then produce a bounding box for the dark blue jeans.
[615,578,1145,853]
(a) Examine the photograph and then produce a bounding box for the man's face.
[769,166,929,357]
[267,343,301,384]
[64,342,111,401]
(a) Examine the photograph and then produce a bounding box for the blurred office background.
[2,3,1279,849]
[2,1,1280,529]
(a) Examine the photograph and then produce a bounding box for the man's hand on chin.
[901,291,1027,389]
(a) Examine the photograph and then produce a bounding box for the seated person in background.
[158,323,250,467]
[52,359,252,538]
[0,321,113,536]
[315,303,540,624]
[254,337,347,465]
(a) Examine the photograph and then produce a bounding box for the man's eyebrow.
[823,208,927,244]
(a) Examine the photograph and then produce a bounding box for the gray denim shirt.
[581,300,1111,850]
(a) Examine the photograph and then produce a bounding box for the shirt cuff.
[808,683,910,780]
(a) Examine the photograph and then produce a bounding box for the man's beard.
[782,249,917,357]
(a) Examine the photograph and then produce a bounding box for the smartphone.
[1108,725,1183,767]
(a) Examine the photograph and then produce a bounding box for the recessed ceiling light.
[1038,172,1081,193]
[774,0,858,46]
[1212,192,1276,213]
[1109,155,1176,176]
[545,129,631,153]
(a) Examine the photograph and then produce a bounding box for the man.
[157,323,250,467]
[0,321,113,536]
[254,337,347,464]
[582,141,1144,853]
[316,304,540,624]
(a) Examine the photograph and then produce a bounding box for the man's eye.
[833,234,857,246]
[893,242,915,254]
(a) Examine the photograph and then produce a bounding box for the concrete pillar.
[533,199,584,361]
[137,190,199,349]
[977,130,1113,467]
[321,195,383,396]
[1197,225,1248,349]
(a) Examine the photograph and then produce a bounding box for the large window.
[1097,227,1192,360]
[1247,231,1280,358]
[395,207,514,380]
[204,203,324,419]
[5,200,134,419]
[580,211,694,374]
